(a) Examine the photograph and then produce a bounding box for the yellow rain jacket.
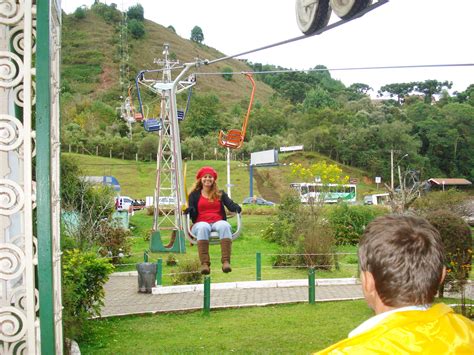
[316,303,474,354]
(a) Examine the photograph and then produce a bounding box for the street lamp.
[390,151,408,190]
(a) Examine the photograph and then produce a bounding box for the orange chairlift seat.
[128,85,143,122]
[218,73,256,149]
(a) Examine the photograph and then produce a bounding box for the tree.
[73,6,86,19]
[129,18,145,39]
[378,82,417,104]
[303,86,337,111]
[127,4,144,21]
[290,160,349,185]
[182,94,221,137]
[414,79,452,104]
[190,26,204,43]
[167,25,176,33]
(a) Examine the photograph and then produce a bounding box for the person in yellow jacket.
[316,214,474,354]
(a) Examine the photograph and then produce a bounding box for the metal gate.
[0,0,62,353]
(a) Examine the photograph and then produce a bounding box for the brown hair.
[190,179,221,201]
[358,215,445,307]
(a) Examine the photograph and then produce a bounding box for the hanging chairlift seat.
[218,73,256,149]
[144,118,161,132]
[185,213,242,245]
[134,112,143,121]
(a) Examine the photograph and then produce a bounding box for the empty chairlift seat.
[144,118,161,132]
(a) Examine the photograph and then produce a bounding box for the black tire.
[330,0,373,20]
[296,0,332,35]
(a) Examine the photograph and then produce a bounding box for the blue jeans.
[192,220,232,241]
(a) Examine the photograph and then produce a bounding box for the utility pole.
[226,147,232,197]
[390,149,394,190]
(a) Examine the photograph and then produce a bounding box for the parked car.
[132,199,146,210]
[115,196,134,211]
[158,196,176,205]
[242,196,275,206]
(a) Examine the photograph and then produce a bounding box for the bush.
[62,249,114,341]
[262,193,300,246]
[171,258,201,285]
[426,210,472,296]
[97,222,132,264]
[327,204,386,245]
[166,254,178,266]
[73,6,86,19]
[129,19,145,39]
[272,246,300,267]
[295,216,335,270]
[267,192,336,269]
[222,67,233,81]
[413,190,470,217]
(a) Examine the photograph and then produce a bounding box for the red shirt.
[195,195,223,223]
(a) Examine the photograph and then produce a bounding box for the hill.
[61,10,275,107]
[65,151,383,203]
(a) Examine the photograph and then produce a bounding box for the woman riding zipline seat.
[185,166,241,274]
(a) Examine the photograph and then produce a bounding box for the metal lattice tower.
[136,44,201,252]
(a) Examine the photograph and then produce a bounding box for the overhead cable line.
[139,0,390,76]
[194,63,474,76]
[205,0,389,66]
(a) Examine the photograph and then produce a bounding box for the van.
[363,193,389,205]
[115,196,134,211]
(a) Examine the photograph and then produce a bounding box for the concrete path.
[101,274,364,317]
[101,274,473,318]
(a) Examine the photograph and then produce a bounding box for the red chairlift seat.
[218,73,256,150]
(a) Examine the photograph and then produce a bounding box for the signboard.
[375,176,381,184]
[250,149,278,166]
[280,145,303,152]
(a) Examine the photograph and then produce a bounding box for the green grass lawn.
[79,298,464,354]
[80,300,373,354]
[118,211,359,285]
[66,152,387,204]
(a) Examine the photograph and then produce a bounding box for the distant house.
[427,178,472,190]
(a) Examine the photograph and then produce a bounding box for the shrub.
[73,6,86,19]
[129,19,145,39]
[295,216,335,270]
[62,249,114,341]
[426,210,472,297]
[262,192,300,246]
[272,246,300,268]
[97,222,132,264]
[166,254,178,266]
[171,258,201,285]
[268,192,336,269]
[222,67,233,81]
[413,190,470,217]
[327,204,386,245]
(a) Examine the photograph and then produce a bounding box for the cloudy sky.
[63,0,474,94]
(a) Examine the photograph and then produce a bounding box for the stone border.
[151,278,359,295]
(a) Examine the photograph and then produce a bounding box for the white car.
[115,196,134,211]
[158,196,176,205]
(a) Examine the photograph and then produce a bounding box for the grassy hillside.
[61,10,275,107]
[65,151,385,202]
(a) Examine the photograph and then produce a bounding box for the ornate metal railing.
[1,0,62,353]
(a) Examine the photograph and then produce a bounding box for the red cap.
[196,166,218,180]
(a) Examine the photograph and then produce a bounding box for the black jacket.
[186,189,241,223]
